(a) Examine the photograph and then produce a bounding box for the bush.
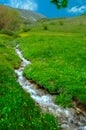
[0,29,14,36]
[43,25,48,30]
[22,26,31,32]
[0,29,19,37]
[59,21,64,26]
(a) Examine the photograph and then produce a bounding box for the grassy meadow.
[16,32,86,107]
[26,14,86,34]
[0,14,86,130]
[0,35,59,130]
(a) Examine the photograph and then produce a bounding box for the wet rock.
[78,126,86,130]
[83,126,86,130]
[36,89,47,96]
[68,118,74,124]
[61,124,69,129]
[80,117,86,124]
[68,108,76,116]
[64,110,71,117]
[77,122,83,126]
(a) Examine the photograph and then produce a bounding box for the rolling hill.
[16,8,46,23]
[0,4,86,33]
[0,4,46,23]
[29,14,86,33]
[0,4,86,130]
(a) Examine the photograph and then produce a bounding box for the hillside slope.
[17,9,46,22]
[30,14,86,33]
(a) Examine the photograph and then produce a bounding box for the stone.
[78,126,86,130]
[61,124,69,129]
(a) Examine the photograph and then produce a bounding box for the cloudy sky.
[0,0,86,18]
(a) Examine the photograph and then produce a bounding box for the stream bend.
[15,46,86,130]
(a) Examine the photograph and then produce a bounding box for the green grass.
[16,32,86,107]
[0,35,59,130]
[27,15,86,34]
[0,14,86,129]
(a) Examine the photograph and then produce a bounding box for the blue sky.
[0,0,86,18]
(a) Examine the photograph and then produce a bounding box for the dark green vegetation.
[16,32,86,107]
[0,35,59,130]
[51,0,68,8]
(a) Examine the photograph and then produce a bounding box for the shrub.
[0,29,14,36]
[43,25,48,30]
[22,26,31,32]
[0,29,19,37]
[59,21,64,26]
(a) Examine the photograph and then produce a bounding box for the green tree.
[51,0,68,8]
[0,5,20,31]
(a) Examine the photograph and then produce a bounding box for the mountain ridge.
[0,4,47,23]
[16,8,47,22]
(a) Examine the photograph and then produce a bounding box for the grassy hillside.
[29,14,86,33]
[0,4,85,34]
[0,10,86,129]
[16,32,86,107]
[0,35,59,130]
[17,9,46,22]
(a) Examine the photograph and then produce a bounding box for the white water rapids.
[15,45,86,130]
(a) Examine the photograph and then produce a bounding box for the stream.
[15,45,86,130]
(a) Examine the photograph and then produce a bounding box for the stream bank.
[15,45,86,130]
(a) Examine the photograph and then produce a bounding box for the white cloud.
[6,0,38,11]
[68,6,86,13]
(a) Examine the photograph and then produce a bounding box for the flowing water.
[15,45,86,130]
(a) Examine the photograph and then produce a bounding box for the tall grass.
[0,36,59,130]
[16,32,86,107]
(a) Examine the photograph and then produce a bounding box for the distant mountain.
[16,8,46,22]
